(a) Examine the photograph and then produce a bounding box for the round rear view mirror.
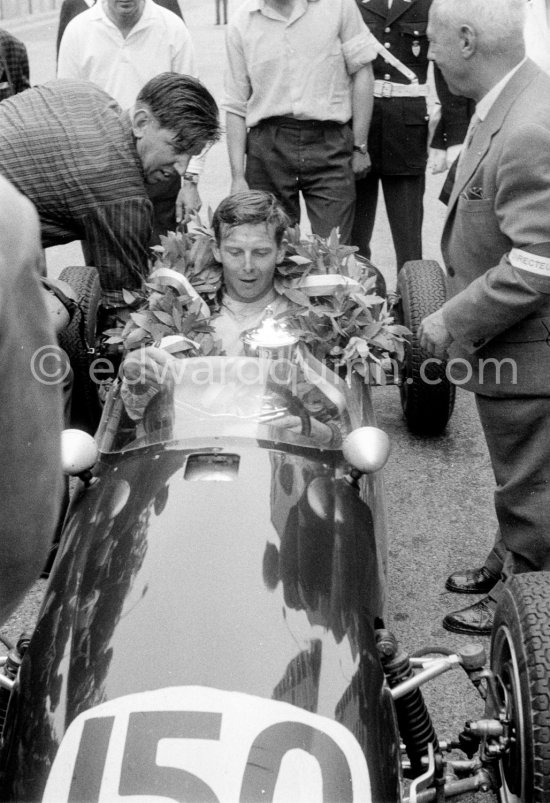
[61,429,98,476]
[343,427,390,474]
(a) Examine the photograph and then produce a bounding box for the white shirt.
[58,0,197,110]
[58,0,203,172]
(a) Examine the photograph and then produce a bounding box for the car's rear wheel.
[57,266,102,434]
[397,260,455,435]
[490,573,550,802]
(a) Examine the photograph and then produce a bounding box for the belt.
[373,80,429,98]
[257,116,346,129]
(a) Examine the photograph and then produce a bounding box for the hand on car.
[120,346,175,421]
[418,309,453,360]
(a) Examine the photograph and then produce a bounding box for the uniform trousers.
[476,393,550,575]
[351,172,424,271]
[246,118,356,244]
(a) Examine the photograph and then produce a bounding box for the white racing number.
[42,686,371,802]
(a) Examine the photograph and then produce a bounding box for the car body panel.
[0,354,401,802]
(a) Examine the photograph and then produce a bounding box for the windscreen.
[97,349,355,454]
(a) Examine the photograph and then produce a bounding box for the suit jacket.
[0,29,29,101]
[441,59,550,396]
[356,0,470,173]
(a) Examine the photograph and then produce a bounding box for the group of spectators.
[1,0,550,640]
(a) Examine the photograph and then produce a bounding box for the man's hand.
[352,150,371,178]
[230,175,249,194]
[418,309,453,359]
[120,346,175,422]
[176,182,201,225]
[428,148,448,174]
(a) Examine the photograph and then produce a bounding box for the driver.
[120,190,341,447]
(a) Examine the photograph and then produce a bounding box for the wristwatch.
[182,172,199,184]
[353,143,368,155]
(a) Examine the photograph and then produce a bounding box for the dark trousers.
[246,119,356,244]
[476,394,550,574]
[351,172,425,271]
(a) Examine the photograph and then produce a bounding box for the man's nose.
[242,253,255,272]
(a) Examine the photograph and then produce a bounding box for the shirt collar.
[251,0,309,23]
[98,0,155,28]
[476,57,528,121]
[222,288,278,317]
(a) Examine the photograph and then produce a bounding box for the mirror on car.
[61,428,98,477]
[343,427,391,475]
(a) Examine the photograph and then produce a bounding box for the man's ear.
[276,242,286,264]
[131,107,152,139]
[459,24,477,59]
[212,243,222,263]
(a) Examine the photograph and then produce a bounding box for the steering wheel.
[261,386,312,437]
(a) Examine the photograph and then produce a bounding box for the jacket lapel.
[447,60,541,213]
[358,0,388,19]
[387,0,418,25]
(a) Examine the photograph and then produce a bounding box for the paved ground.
[1,5,497,800]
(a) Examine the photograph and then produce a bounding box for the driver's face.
[214,223,286,304]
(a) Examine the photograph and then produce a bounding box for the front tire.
[397,260,455,435]
[491,573,550,802]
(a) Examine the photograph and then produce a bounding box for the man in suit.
[352,0,472,272]
[419,0,550,635]
[0,28,30,101]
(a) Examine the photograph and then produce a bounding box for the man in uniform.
[352,0,471,272]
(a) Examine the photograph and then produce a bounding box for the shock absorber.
[376,629,439,778]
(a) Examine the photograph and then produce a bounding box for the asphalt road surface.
[1,4,499,801]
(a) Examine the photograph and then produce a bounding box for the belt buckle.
[381,81,393,98]
[409,81,420,97]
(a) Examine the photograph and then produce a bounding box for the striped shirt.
[0,80,152,307]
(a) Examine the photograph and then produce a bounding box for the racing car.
[0,298,547,803]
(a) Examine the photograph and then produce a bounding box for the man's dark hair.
[213,190,290,246]
[137,72,220,154]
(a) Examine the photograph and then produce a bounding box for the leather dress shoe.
[442,596,496,636]
[445,566,499,595]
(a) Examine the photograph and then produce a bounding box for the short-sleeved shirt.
[0,80,152,307]
[222,0,377,127]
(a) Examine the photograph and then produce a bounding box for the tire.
[490,573,550,803]
[57,266,102,434]
[397,260,455,435]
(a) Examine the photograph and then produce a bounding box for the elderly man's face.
[106,0,146,29]
[213,222,286,304]
[427,16,468,96]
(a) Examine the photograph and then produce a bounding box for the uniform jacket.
[356,0,470,173]
[442,59,550,396]
[0,29,29,101]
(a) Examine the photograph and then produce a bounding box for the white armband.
[509,248,550,277]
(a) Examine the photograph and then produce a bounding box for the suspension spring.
[377,630,439,778]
